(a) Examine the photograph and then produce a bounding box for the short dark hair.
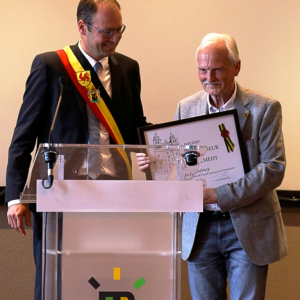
[77,0,121,25]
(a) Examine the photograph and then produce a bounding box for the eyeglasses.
[85,22,126,38]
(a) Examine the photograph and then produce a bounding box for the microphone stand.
[42,77,64,189]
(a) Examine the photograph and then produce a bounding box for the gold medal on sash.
[87,89,101,103]
[76,70,100,103]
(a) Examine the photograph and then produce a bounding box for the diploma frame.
[138,110,249,182]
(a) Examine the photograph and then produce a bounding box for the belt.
[201,210,231,221]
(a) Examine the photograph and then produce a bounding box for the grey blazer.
[175,83,288,266]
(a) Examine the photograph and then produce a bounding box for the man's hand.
[136,153,151,172]
[203,188,218,204]
[7,204,31,236]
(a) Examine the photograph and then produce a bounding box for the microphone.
[183,145,200,166]
[42,77,65,189]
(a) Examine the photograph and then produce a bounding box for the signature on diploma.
[211,167,235,181]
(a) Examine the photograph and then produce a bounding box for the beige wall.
[0,0,299,190]
[1,0,300,299]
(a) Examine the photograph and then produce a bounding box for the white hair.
[195,33,240,65]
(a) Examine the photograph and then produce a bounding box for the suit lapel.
[196,93,209,116]
[109,55,123,101]
[234,83,250,132]
[107,55,133,143]
[200,95,209,115]
[105,55,128,127]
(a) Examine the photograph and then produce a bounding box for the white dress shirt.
[77,41,116,177]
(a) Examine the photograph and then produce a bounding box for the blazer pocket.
[258,197,281,219]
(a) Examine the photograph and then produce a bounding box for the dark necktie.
[87,62,103,179]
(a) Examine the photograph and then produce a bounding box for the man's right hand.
[7,204,32,236]
[136,153,151,172]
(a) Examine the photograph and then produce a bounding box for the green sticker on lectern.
[134,277,146,290]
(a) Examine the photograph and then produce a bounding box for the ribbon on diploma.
[218,123,234,152]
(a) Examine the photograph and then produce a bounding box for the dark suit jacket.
[5,43,148,204]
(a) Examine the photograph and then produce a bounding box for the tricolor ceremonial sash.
[56,46,132,179]
[218,123,234,152]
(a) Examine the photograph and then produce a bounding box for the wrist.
[7,199,22,207]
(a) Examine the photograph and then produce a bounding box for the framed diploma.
[138,110,248,187]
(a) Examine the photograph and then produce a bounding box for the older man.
[6,0,149,298]
[136,32,288,299]
[175,33,288,300]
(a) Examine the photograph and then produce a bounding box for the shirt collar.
[78,40,109,70]
[207,82,237,114]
